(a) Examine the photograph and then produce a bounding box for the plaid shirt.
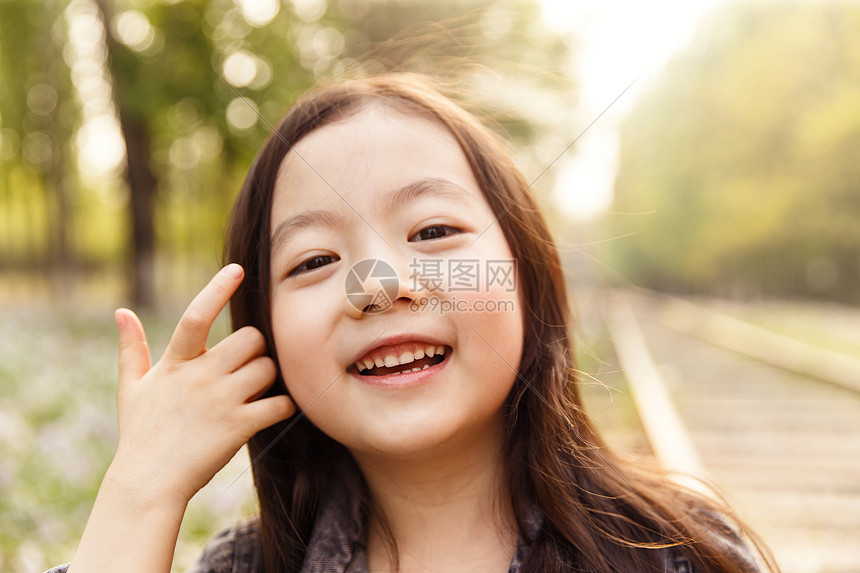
[182,483,756,573]
[184,481,545,573]
[47,483,758,573]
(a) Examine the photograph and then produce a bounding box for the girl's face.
[268,104,523,460]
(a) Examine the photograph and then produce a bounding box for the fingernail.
[225,263,243,278]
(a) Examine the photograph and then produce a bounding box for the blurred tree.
[609,1,860,303]
[2,0,577,308]
[94,0,155,308]
[0,0,79,299]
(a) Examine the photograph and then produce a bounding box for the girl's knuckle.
[246,326,267,348]
[277,395,295,416]
[181,310,206,332]
[258,356,276,375]
[210,278,230,296]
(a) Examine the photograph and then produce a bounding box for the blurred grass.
[570,286,652,458]
[576,324,651,458]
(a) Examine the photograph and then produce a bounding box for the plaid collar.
[300,480,544,573]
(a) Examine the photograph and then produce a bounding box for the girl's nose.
[343,256,419,318]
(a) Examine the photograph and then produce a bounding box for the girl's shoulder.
[525,502,762,573]
[185,516,263,573]
[660,511,763,573]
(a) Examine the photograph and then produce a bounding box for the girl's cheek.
[271,286,342,389]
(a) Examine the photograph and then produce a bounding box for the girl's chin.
[342,412,506,463]
[345,424,456,460]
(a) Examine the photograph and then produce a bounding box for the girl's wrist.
[102,457,192,514]
[66,458,189,573]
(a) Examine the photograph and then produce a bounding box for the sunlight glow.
[111,10,155,52]
[538,0,728,219]
[222,50,258,87]
[66,0,127,181]
[237,0,280,28]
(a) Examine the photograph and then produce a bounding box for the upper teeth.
[356,345,446,372]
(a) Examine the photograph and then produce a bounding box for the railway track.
[603,290,860,573]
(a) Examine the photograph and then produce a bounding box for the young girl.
[54,74,777,572]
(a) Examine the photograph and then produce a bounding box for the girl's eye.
[409,225,460,242]
[288,254,339,278]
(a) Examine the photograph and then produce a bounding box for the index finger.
[165,263,245,362]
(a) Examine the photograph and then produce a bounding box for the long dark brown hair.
[225,73,778,572]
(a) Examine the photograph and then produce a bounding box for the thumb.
[115,308,152,389]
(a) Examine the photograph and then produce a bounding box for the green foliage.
[0,0,79,271]
[0,0,577,300]
[607,1,860,303]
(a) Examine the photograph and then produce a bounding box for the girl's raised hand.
[108,263,295,508]
[67,264,294,572]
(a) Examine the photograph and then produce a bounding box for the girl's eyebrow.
[271,209,345,251]
[271,178,473,250]
[384,177,473,213]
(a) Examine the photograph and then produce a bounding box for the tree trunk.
[95,0,156,309]
[42,56,75,306]
[120,117,157,309]
[46,160,74,305]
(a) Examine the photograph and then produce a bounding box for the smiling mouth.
[354,344,450,376]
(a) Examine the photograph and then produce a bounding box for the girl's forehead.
[282,103,455,168]
[272,104,479,212]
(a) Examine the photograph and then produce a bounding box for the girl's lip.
[349,348,451,388]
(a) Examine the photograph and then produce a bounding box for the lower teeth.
[360,357,441,376]
[398,365,430,375]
